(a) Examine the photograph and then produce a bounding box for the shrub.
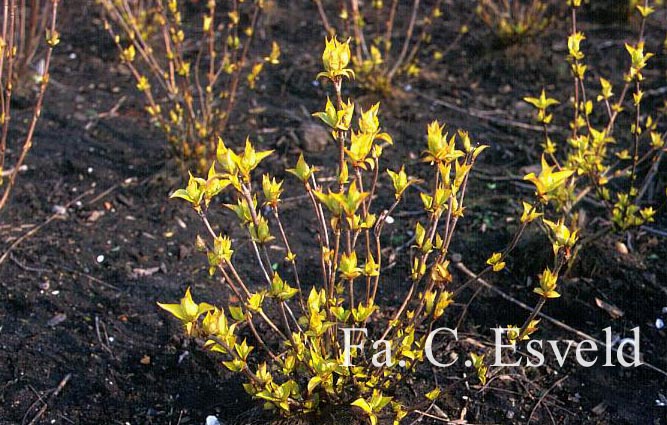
[97,0,280,171]
[0,0,60,212]
[476,0,551,45]
[522,0,665,258]
[159,36,576,423]
[311,0,456,94]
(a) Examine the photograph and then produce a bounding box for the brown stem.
[313,0,332,35]
[383,0,399,61]
[348,0,366,62]
[387,0,420,81]
[0,0,14,179]
[273,208,306,313]
[219,3,261,134]
[0,0,58,212]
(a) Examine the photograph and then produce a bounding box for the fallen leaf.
[591,401,607,415]
[87,210,105,222]
[130,266,160,279]
[595,297,624,319]
[615,241,629,255]
[47,313,67,327]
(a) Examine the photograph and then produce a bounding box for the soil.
[1,1,667,424]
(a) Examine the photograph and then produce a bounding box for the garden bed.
[1,1,666,424]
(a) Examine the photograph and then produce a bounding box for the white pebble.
[656,318,664,329]
[96,255,105,263]
[206,416,221,425]
[52,205,67,216]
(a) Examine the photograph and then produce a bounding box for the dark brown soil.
[1,1,666,424]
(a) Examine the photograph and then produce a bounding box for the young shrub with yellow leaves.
[0,0,60,212]
[159,36,574,423]
[522,0,666,257]
[97,0,280,171]
[476,0,551,45]
[311,0,456,94]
